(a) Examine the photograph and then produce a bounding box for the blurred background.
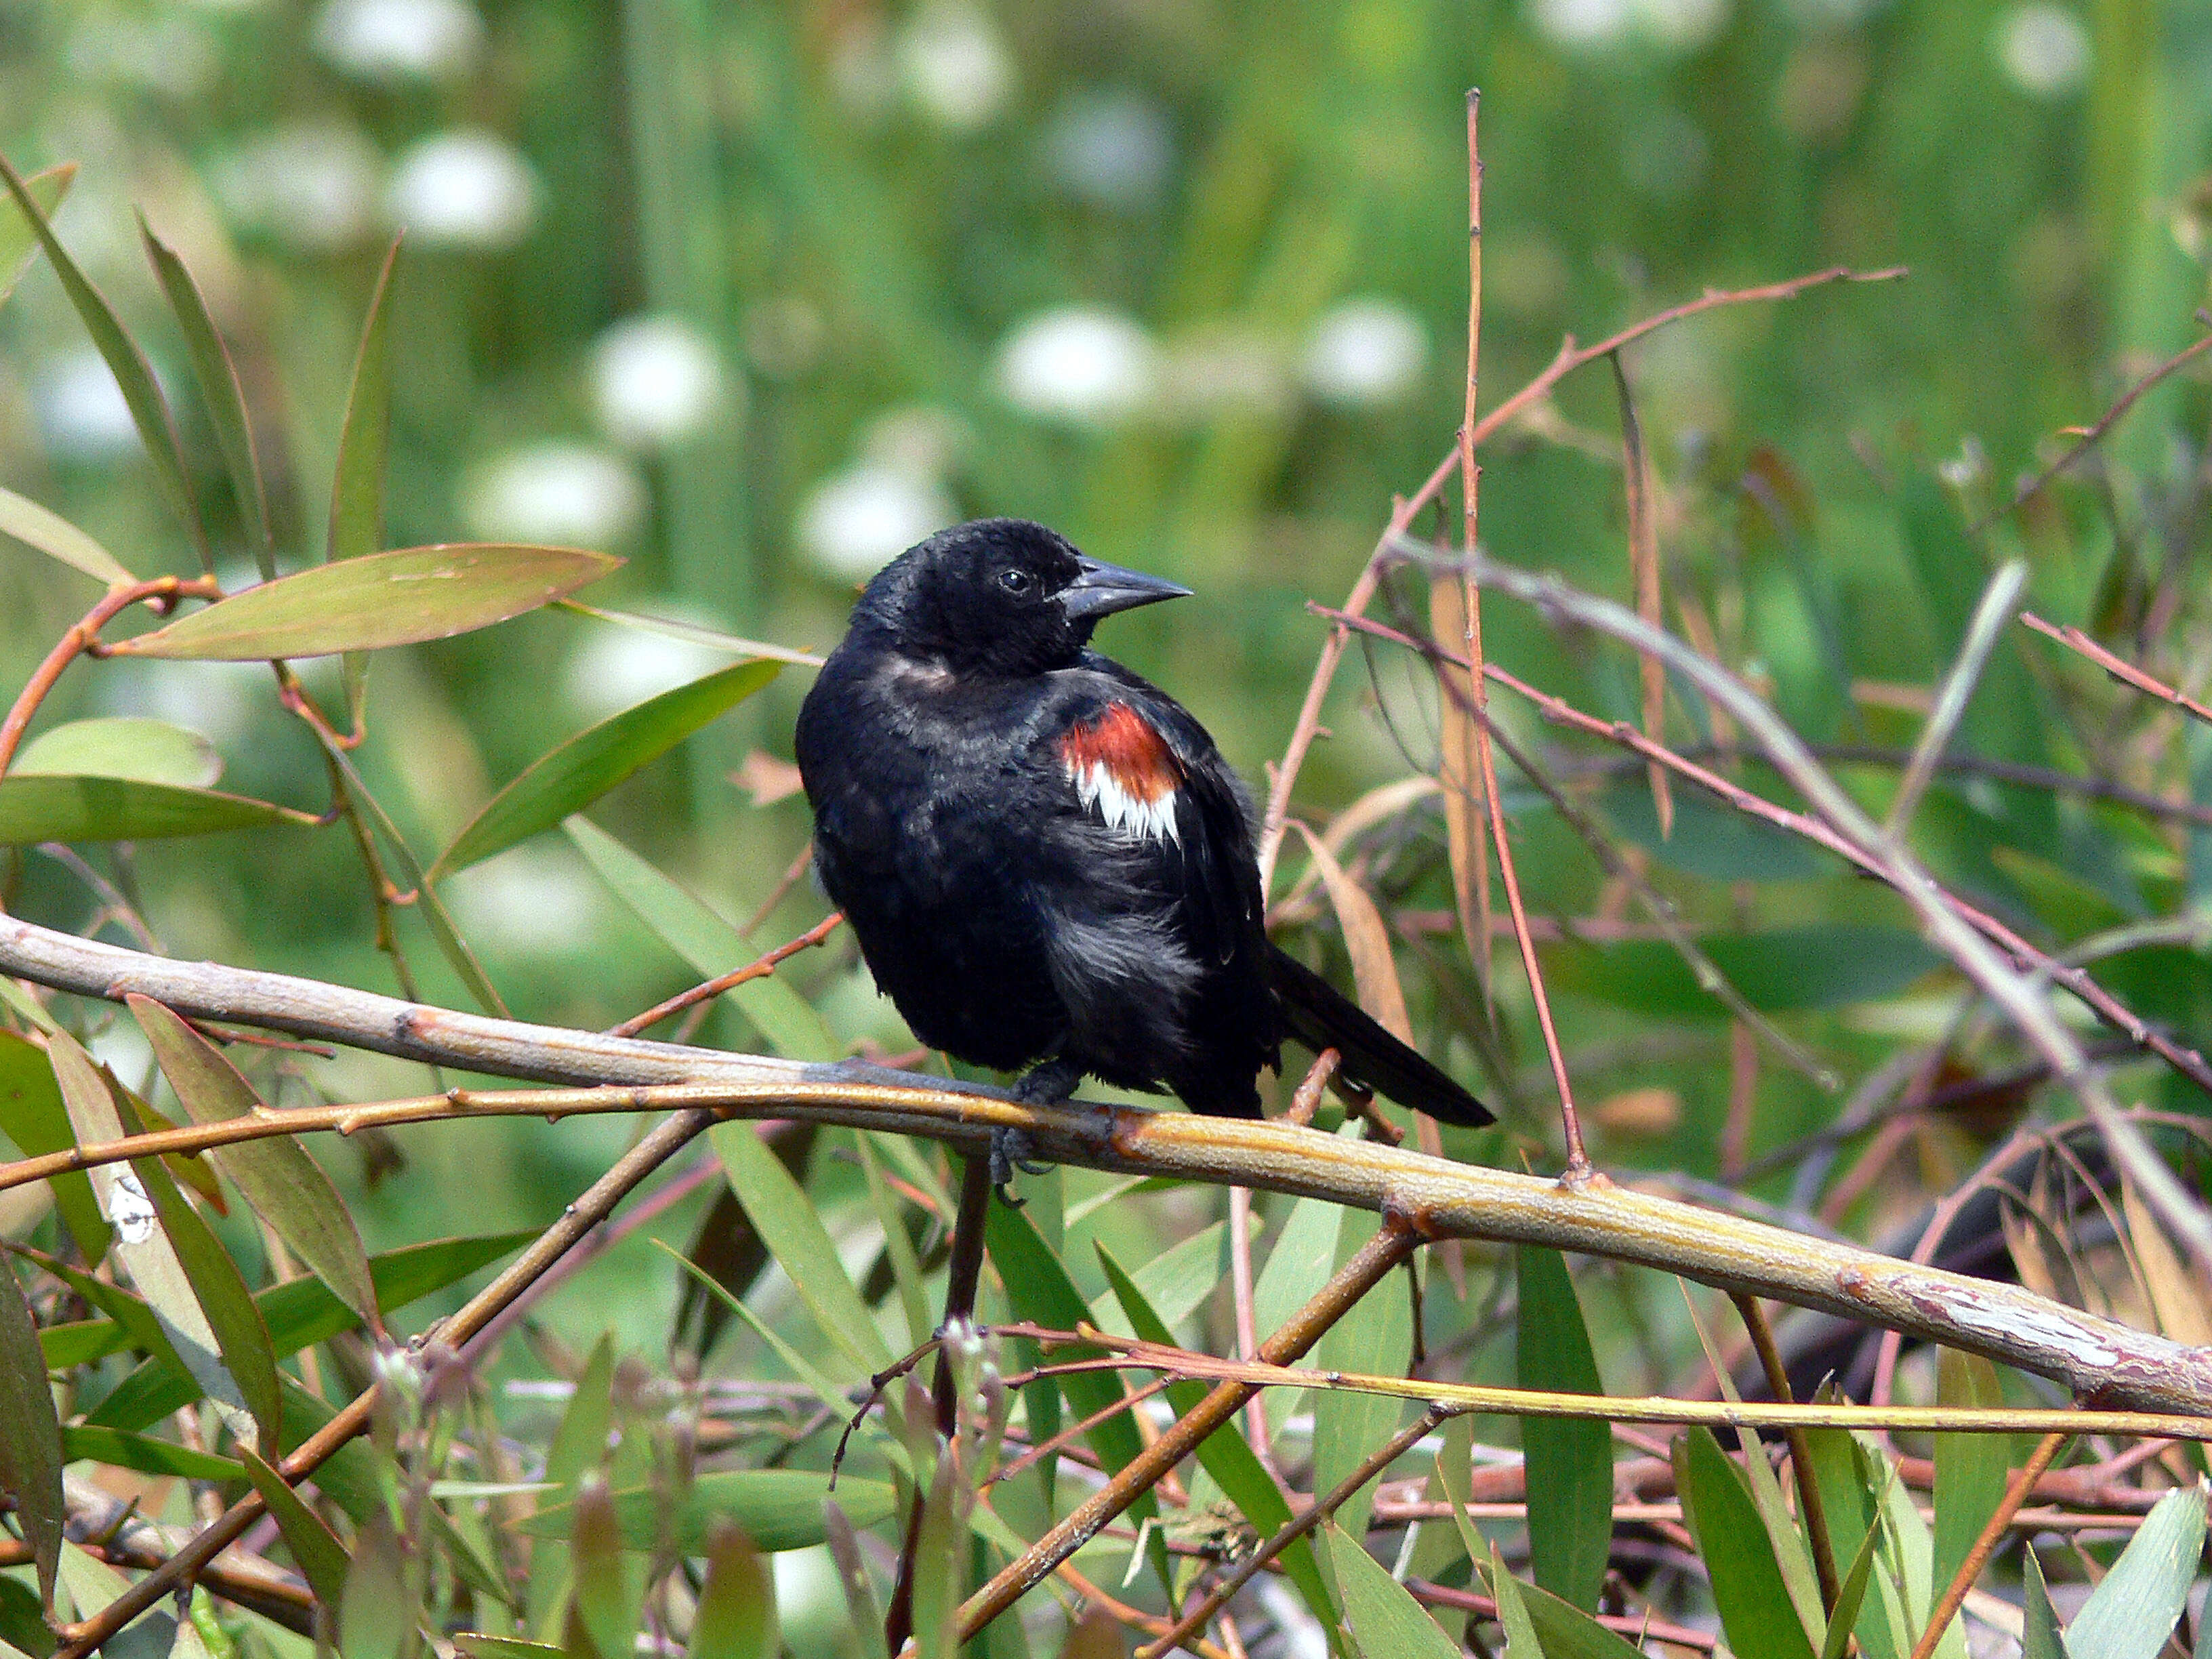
[3,0,2209,1450]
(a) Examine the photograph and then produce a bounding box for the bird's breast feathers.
[1057,701,1183,844]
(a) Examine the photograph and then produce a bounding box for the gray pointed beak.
[1061,556,1193,621]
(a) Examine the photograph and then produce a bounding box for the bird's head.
[853,518,1191,676]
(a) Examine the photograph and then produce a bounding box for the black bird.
[794,518,1492,1180]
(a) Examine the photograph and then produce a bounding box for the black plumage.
[794,518,1492,1151]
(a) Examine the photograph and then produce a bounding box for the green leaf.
[1519,1581,1650,1659]
[338,1515,411,1659]
[455,1639,564,1659]
[0,150,209,571]
[687,1526,776,1659]
[2063,1484,2206,1659]
[518,1469,897,1553]
[0,1031,108,1261]
[1516,1246,1611,1612]
[1673,1428,1817,1659]
[1542,924,1940,1018]
[715,1122,893,1376]
[140,218,273,579]
[1483,1542,1547,1658]
[909,1443,965,1659]
[1251,1193,1349,1427]
[1931,1351,2009,1601]
[0,161,73,308]
[110,544,620,661]
[84,1230,533,1429]
[1821,1488,1891,1659]
[239,1445,352,1610]
[1095,1241,1336,1627]
[2023,1547,2064,1659]
[46,1031,265,1449]
[556,600,823,668]
[0,485,135,587]
[571,1476,645,1659]
[434,660,780,876]
[60,1425,238,1482]
[1313,1205,1410,1549]
[129,995,378,1325]
[1326,1522,1460,1659]
[1087,1220,1234,1339]
[855,1133,932,1349]
[328,237,403,724]
[16,719,221,789]
[564,817,836,1060]
[0,775,312,846]
[0,1258,61,1604]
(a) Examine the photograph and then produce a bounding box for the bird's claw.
[989,1126,1051,1204]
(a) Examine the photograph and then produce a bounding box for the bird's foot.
[992,1059,1086,1203]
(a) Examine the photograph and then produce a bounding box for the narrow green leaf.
[329,237,402,722]
[0,1031,108,1261]
[1086,1220,1234,1339]
[239,1445,352,1610]
[1251,1187,1351,1426]
[140,218,273,579]
[455,1638,564,1659]
[715,1123,893,1374]
[855,1133,932,1349]
[1516,1246,1612,1612]
[655,1240,856,1421]
[557,600,823,668]
[1931,1351,2009,1600]
[0,150,209,571]
[530,1333,612,1637]
[16,719,221,788]
[1484,1542,1548,1658]
[270,1377,384,1525]
[1326,1522,1460,1659]
[0,775,312,846]
[0,485,134,587]
[0,1572,54,1658]
[1313,1206,1410,1549]
[338,1515,411,1659]
[571,1476,645,1659]
[1096,1242,1336,1628]
[2064,1484,2206,1659]
[518,1469,896,1553]
[0,1258,60,1604]
[1519,1581,1650,1659]
[129,995,377,1325]
[687,1525,776,1659]
[109,544,621,660]
[434,660,780,876]
[822,1501,889,1659]
[564,817,836,1059]
[46,1031,262,1448]
[1673,1429,1818,1659]
[0,162,73,307]
[909,1450,965,1659]
[115,1089,283,1453]
[60,1425,238,1482]
[1820,1491,1891,1659]
[2022,1547,2064,1659]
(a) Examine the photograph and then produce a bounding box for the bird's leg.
[991,1058,1086,1197]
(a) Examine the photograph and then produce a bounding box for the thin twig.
[1729,1293,1840,1614]
[2023,611,2212,729]
[606,911,842,1038]
[0,576,220,778]
[1885,562,2028,836]
[1906,1433,2070,1659]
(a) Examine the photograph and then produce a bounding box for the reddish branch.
[2023,611,2212,729]
[0,575,221,777]
[606,910,843,1038]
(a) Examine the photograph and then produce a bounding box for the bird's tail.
[1265,944,1494,1128]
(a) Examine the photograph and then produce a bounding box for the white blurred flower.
[1996,5,2089,98]
[828,18,899,119]
[1045,90,1172,210]
[385,129,539,249]
[1528,0,1728,49]
[1161,329,1290,420]
[1301,299,1429,407]
[798,463,956,582]
[462,443,645,546]
[859,405,970,478]
[899,5,1012,131]
[591,315,731,450]
[564,603,731,720]
[313,0,483,82]
[995,307,1159,426]
[444,843,611,958]
[211,125,383,250]
[33,350,139,464]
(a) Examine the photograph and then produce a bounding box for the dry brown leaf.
[1612,352,1672,837]
[1288,821,1413,1042]
[731,750,806,806]
[2121,1176,2212,1346]
[1429,574,1494,1004]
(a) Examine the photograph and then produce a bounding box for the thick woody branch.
[3,911,2209,1417]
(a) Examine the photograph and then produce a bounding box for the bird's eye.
[997,568,1036,598]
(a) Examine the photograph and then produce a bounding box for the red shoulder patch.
[1059,703,1183,841]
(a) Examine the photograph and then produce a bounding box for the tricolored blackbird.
[794,518,1492,1179]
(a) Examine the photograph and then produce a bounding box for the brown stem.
[607,911,842,1038]
[2023,611,2212,729]
[51,1106,719,1656]
[1138,1401,1453,1659]
[0,577,220,778]
[1730,1292,1840,1614]
[954,1223,1421,1641]
[1906,1432,2069,1659]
